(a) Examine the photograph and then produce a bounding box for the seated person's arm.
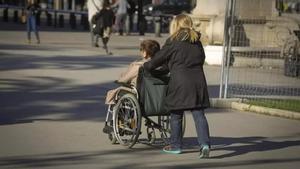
[117,62,141,84]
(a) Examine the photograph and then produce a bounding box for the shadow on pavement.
[0,53,136,71]
[0,43,142,125]
[0,142,299,168]
[0,43,61,51]
[183,136,300,159]
[0,78,115,125]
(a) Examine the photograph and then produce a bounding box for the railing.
[0,5,89,30]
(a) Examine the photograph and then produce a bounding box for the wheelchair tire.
[108,120,118,144]
[158,114,186,144]
[113,93,142,148]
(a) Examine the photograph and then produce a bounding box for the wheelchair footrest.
[103,125,113,134]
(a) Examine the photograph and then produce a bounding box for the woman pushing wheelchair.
[144,14,211,158]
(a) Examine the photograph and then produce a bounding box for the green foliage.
[245,99,300,113]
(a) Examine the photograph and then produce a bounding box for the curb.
[210,98,300,120]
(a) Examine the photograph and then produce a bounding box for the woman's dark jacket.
[144,32,210,112]
[26,3,41,17]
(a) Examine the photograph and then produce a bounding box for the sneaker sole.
[162,150,182,154]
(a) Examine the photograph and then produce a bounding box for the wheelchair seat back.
[137,67,170,116]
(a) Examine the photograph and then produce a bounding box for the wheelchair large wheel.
[108,120,118,144]
[158,114,186,143]
[103,105,117,144]
[113,93,142,148]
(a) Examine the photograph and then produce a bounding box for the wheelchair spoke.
[113,93,141,148]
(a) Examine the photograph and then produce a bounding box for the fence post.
[13,10,18,22]
[138,15,146,35]
[219,0,231,98]
[154,16,161,37]
[81,14,89,30]
[125,15,130,35]
[59,14,64,27]
[224,0,236,99]
[54,11,57,27]
[46,12,52,26]
[70,13,76,29]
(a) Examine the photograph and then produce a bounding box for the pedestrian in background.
[87,0,103,47]
[127,0,136,33]
[96,0,114,54]
[112,0,128,36]
[26,0,41,44]
[144,14,211,158]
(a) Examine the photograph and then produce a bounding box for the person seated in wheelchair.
[105,39,160,105]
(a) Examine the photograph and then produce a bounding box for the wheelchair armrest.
[114,80,133,88]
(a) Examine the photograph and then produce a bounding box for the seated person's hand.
[114,80,132,88]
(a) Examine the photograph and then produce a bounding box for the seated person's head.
[140,40,160,59]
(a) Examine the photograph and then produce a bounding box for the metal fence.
[220,0,300,111]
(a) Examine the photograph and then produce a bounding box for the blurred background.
[0,0,299,112]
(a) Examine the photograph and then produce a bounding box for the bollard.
[13,10,18,22]
[59,14,64,27]
[54,11,57,27]
[80,14,84,25]
[154,16,161,37]
[70,13,76,29]
[81,14,89,30]
[3,8,8,22]
[138,15,146,35]
[125,15,130,35]
[46,12,52,26]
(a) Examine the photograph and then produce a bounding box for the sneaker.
[199,145,210,158]
[94,43,99,47]
[162,145,182,154]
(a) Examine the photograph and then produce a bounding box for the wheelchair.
[103,67,186,148]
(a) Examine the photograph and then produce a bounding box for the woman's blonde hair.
[169,14,200,43]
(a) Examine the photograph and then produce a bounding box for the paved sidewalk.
[0,28,300,169]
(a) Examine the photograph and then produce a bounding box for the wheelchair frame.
[103,83,185,148]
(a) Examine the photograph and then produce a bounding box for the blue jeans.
[170,109,210,149]
[27,15,39,41]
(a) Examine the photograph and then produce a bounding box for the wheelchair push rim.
[113,93,142,148]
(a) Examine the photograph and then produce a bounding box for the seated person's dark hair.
[140,40,160,58]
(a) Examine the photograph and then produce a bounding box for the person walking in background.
[87,0,103,47]
[144,14,211,158]
[26,0,41,44]
[112,0,128,35]
[92,0,114,54]
[127,0,136,33]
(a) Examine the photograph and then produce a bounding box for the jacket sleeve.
[118,62,141,83]
[144,42,174,72]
